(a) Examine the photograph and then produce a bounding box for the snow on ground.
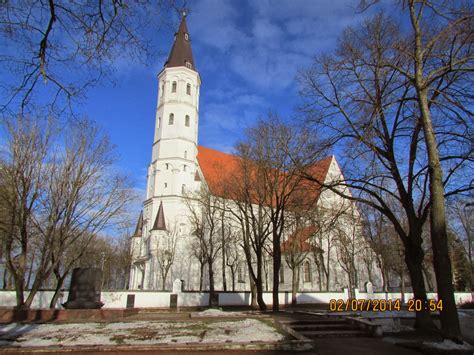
[423,340,473,351]
[0,319,284,348]
[193,309,244,317]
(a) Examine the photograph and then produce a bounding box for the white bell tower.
[149,14,200,202]
[130,13,201,290]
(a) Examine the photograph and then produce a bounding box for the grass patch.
[110,334,127,345]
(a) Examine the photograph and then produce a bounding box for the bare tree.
[224,230,241,292]
[308,203,347,291]
[362,207,394,292]
[0,115,132,309]
[233,115,313,311]
[0,0,176,113]
[0,115,51,308]
[225,150,273,311]
[185,187,222,306]
[156,223,178,291]
[283,222,313,305]
[334,206,363,298]
[448,198,473,289]
[389,1,472,341]
[299,10,472,335]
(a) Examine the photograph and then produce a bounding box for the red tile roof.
[196,145,333,207]
[281,225,318,253]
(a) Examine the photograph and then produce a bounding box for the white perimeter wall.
[0,290,472,309]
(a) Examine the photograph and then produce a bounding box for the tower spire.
[165,13,195,70]
[151,202,167,231]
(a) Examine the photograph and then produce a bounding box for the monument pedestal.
[63,268,104,309]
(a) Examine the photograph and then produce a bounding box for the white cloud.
[189,0,248,51]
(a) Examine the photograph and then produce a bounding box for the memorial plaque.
[210,293,219,307]
[63,268,104,309]
[172,279,183,294]
[170,294,178,309]
[126,294,135,308]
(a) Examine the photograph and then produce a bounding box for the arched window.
[186,83,191,95]
[237,267,244,283]
[165,163,169,170]
[303,261,311,283]
[169,113,174,125]
[172,81,177,93]
[185,115,190,127]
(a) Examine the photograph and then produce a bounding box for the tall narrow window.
[184,151,187,159]
[181,184,186,194]
[160,84,164,97]
[166,163,169,170]
[185,115,190,127]
[183,165,187,172]
[186,83,191,95]
[169,113,174,125]
[158,117,161,128]
[172,81,177,93]
[303,261,311,283]
[237,267,244,283]
[280,268,285,283]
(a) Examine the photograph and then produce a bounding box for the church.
[129,15,378,294]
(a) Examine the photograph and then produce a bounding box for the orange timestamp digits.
[407,299,443,312]
[329,299,401,312]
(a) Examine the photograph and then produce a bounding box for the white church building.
[129,15,379,294]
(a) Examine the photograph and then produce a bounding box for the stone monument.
[63,268,104,309]
[365,281,374,297]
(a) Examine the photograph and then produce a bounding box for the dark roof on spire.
[164,15,195,70]
[132,211,143,238]
[151,202,167,231]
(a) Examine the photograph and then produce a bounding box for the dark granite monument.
[63,268,104,309]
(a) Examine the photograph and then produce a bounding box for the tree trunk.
[250,277,257,308]
[255,276,266,311]
[199,262,204,291]
[13,276,26,309]
[409,1,462,341]
[400,268,405,304]
[404,244,437,331]
[208,258,215,307]
[50,274,67,309]
[272,226,282,312]
[161,269,169,291]
[291,266,299,305]
[256,251,267,311]
[272,237,281,311]
[230,267,235,291]
[417,89,462,341]
[221,217,227,292]
[25,249,36,289]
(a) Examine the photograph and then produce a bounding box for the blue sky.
[83,0,382,197]
[1,0,383,208]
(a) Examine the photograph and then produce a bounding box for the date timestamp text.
[329,299,443,312]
